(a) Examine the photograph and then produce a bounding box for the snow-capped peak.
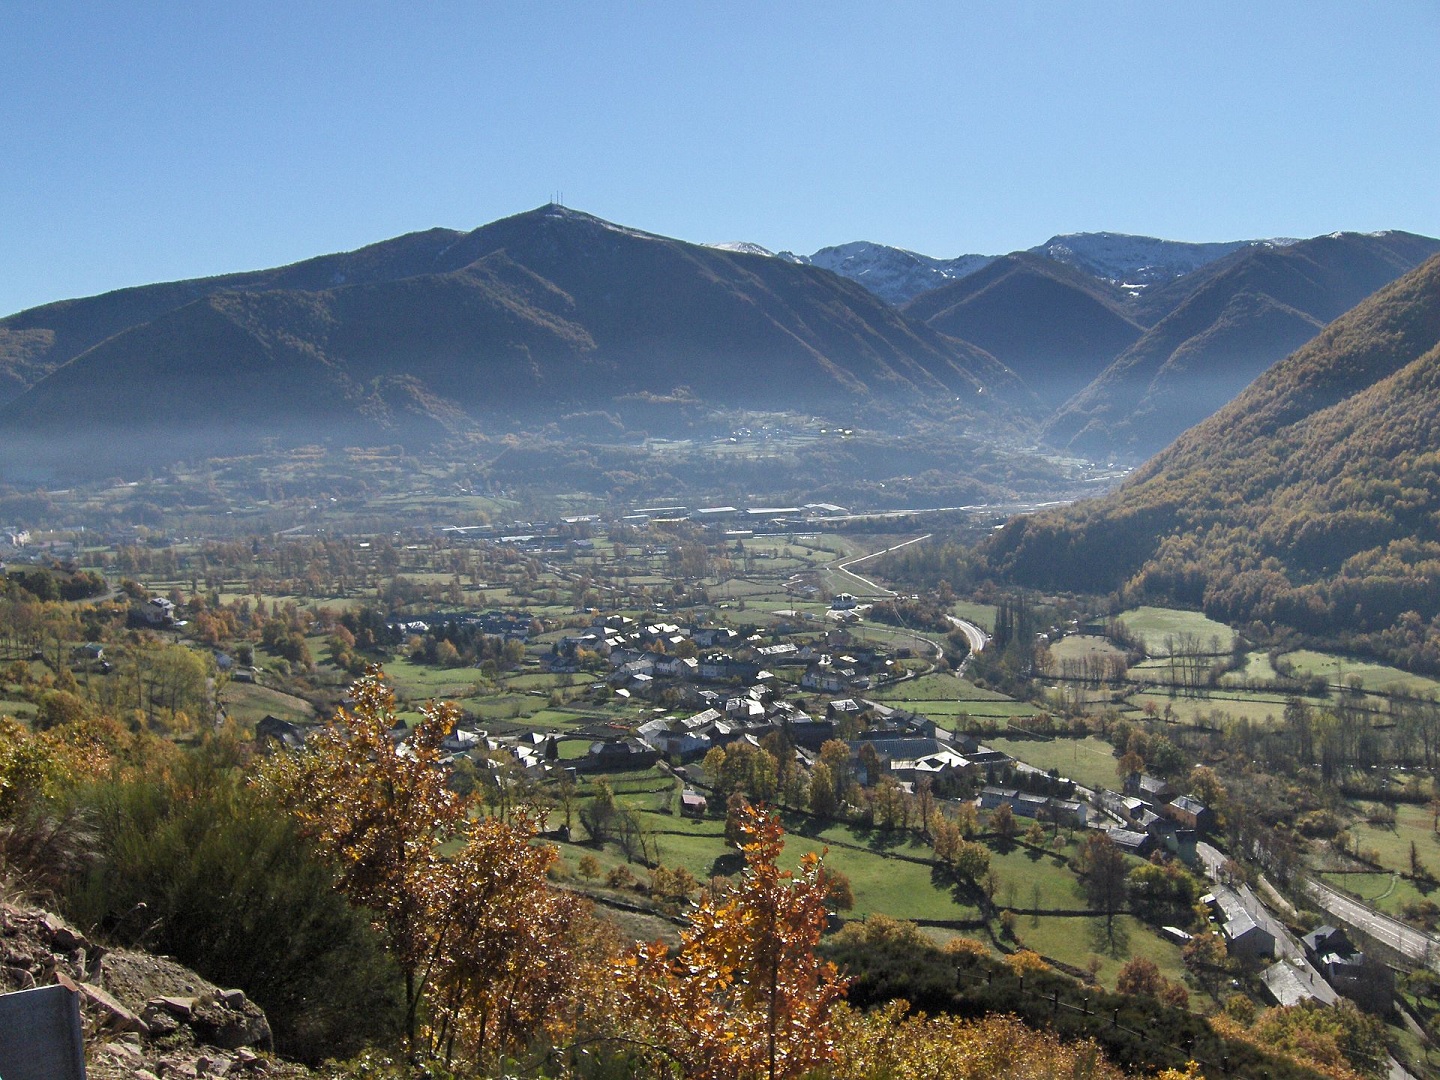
[1029,232,1292,286]
[709,241,777,257]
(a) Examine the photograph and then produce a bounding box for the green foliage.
[66,765,401,1063]
[35,689,90,730]
[821,915,959,1013]
[1126,860,1202,925]
[5,566,106,602]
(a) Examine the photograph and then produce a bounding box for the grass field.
[560,808,984,922]
[985,736,1122,793]
[1048,635,1127,666]
[1123,693,1290,726]
[1016,914,1187,991]
[845,625,943,658]
[380,657,488,701]
[1345,802,1440,877]
[559,767,1168,940]
[872,673,1017,704]
[987,841,1085,910]
[873,697,1040,722]
[1128,659,1190,684]
[1279,650,1440,697]
[1219,651,1281,686]
[221,682,316,726]
[556,738,593,760]
[1114,607,1235,656]
[951,601,998,634]
[1313,870,1436,918]
[868,674,1046,722]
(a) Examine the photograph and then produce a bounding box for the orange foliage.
[1004,949,1051,976]
[613,803,848,1080]
[826,1002,1135,1080]
[1209,1008,1373,1080]
[425,810,603,1060]
[942,935,989,962]
[1,713,147,810]
[257,668,612,1063]
[256,670,471,1044]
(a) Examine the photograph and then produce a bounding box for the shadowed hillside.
[905,252,1145,409]
[0,206,1033,480]
[1044,232,1440,461]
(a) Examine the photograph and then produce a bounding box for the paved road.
[832,534,931,597]
[945,614,990,657]
[812,536,992,669]
[1304,876,1440,970]
[1196,844,1313,966]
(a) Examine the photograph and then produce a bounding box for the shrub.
[67,770,400,1063]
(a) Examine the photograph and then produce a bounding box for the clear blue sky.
[3,1,1438,316]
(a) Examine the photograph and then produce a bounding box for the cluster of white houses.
[555,615,901,697]
[631,688,1014,791]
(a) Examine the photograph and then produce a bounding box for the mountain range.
[713,232,1283,307]
[717,229,1440,461]
[1041,230,1440,460]
[0,206,1026,480]
[902,253,1146,411]
[2,206,1436,481]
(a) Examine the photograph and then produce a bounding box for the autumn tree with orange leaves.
[424,809,603,1063]
[256,668,605,1062]
[257,671,465,1047]
[612,802,848,1080]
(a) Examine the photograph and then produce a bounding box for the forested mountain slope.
[983,253,1440,668]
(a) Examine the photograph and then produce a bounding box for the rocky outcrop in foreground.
[1,903,311,1079]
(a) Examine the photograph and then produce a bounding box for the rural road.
[817,535,991,669]
[831,534,931,597]
[945,614,990,657]
[1197,844,1313,965]
[1304,876,1440,970]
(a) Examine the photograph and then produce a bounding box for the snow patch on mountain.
[542,204,667,243]
[710,230,1309,305]
[1030,232,1286,287]
[711,241,777,257]
[798,243,995,305]
[707,240,993,304]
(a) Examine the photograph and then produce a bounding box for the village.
[3,500,1435,1075]
[251,596,1326,1015]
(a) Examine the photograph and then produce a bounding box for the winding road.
[831,534,932,597]
[823,538,990,665]
[945,614,989,658]
[817,535,991,668]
